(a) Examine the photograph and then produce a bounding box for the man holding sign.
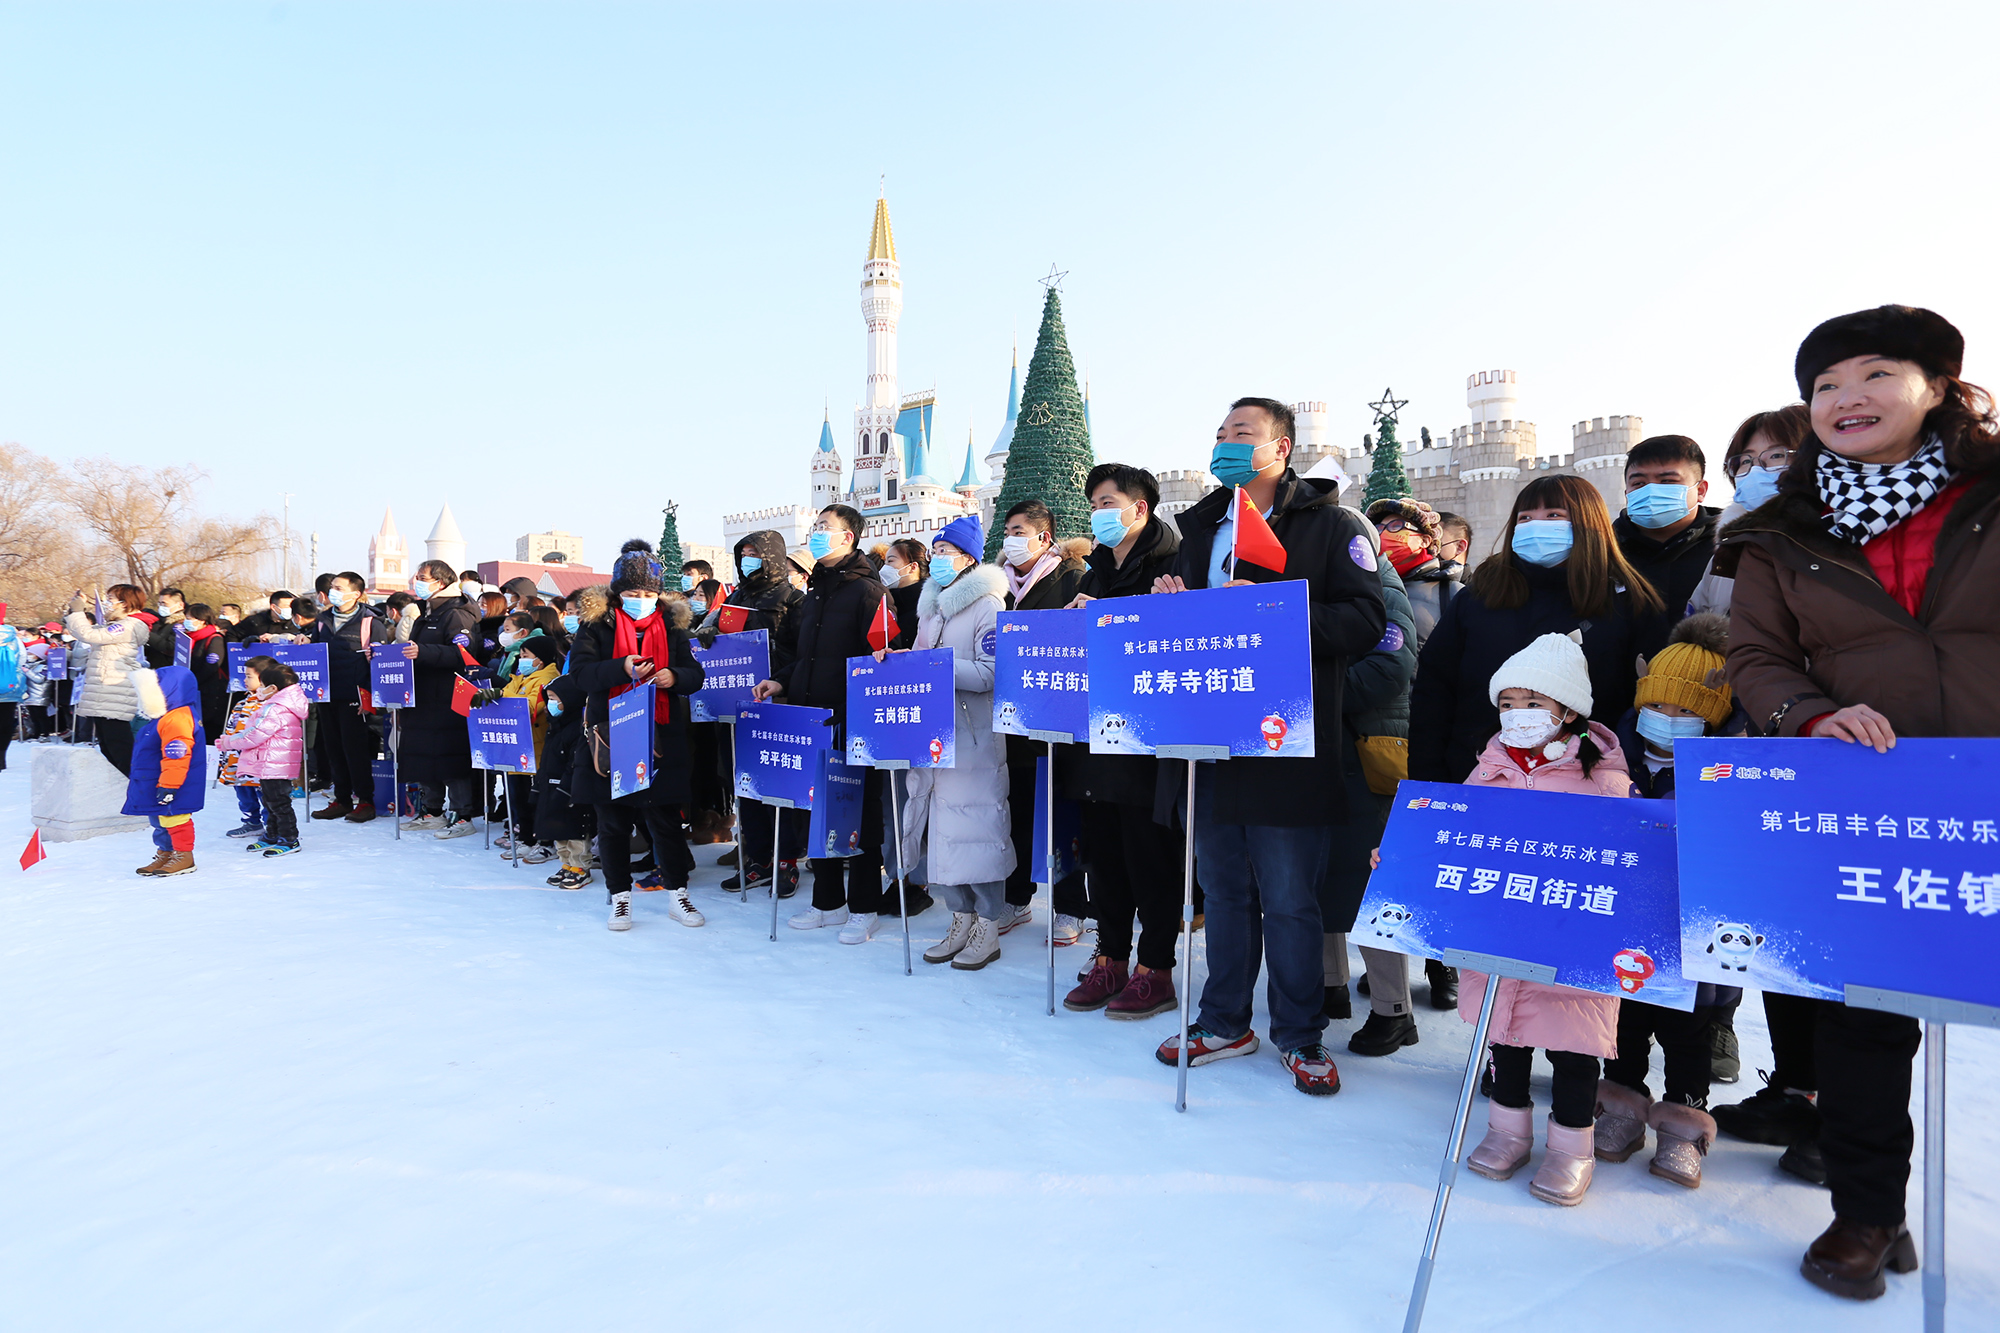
[310,572,384,824]
[1149,397,1386,1096]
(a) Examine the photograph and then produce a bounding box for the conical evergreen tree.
[1362,410,1413,506]
[985,287,1094,559]
[658,503,684,580]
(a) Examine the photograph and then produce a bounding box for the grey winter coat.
[897,564,1016,887]
[65,611,145,720]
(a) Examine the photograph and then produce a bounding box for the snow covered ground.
[3,764,1996,1332]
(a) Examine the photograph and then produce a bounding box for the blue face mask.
[807,530,841,560]
[1732,465,1781,509]
[561,614,579,633]
[546,696,564,717]
[933,559,962,588]
[621,596,653,620]
[739,556,763,575]
[1626,482,1693,529]
[1091,505,1135,547]
[679,575,695,592]
[1511,519,1574,567]
[1210,439,1277,490]
[1635,706,1708,751]
[689,598,707,616]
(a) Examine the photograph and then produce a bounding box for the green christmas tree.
[985,281,1094,560]
[1361,388,1413,507]
[658,502,684,579]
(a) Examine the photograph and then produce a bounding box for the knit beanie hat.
[1633,612,1733,728]
[609,539,664,594]
[935,514,983,562]
[1795,305,1963,401]
[1489,630,1594,718]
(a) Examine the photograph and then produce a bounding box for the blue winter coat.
[123,665,208,816]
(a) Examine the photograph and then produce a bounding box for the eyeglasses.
[1378,517,1410,533]
[1726,448,1793,479]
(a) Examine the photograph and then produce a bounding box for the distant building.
[516,530,584,565]
[475,559,604,600]
[425,503,468,573]
[365,507,410,597]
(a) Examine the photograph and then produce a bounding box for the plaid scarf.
[1816,434,1953,544]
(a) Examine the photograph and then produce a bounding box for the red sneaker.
[1155,1023,1259,1068]
[1282,1043,1342,1096]
[1063,957,1129,1012]
[1106,967,1176,1021]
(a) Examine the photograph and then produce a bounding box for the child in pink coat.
[1458,630,1634,1206]
[215,660,309,856]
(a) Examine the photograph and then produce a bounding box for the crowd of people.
[3,303,1991,1303]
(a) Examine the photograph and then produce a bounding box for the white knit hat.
[1488,630,1593,718]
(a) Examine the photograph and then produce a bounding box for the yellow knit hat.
[1634,613,1732,728]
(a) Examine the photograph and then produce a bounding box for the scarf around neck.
[1816,433,1953,544]
[612,608,672,721]
[1004,548,1061,604]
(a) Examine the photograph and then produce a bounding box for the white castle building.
[724,194,982,555]
[366,507,409,596]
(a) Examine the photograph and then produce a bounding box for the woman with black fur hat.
[567,540,706,931]
[1718,304,2000,1300]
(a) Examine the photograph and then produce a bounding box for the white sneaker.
[494,833,515,851]
[519,844,554,864]
[404,814,444,832]
[608,891,633,931]
[1052,913,1085,946]
[952,915,1002,970]
[924,911,977,964]
[665,887,705,928]
[997,903,1032,936]
[788,905,849,931]
[435,817,479,840]
[838,912,881,945]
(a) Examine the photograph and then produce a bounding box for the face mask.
[1002,534,1041,566]
[1381,529,1431,576]
[1732,465,1781,509]
[1210,439,1278,489]
[807,530,842,560]
[409,579,434,598]
[933,559,962,589]
[689,598,707,616]
[1636,707,1707,751]
[1497,707,1564,750]
[1511,519,1574,568]
[331,589,357,609]
[880,564,902,586]
[740,556,763,576]
[561,614,580,633]
[680,575,695,592]
[621,596,653,620]
[460,581,482,599]
[545,696,564,717]
[498,631,523,649]
[1626,482,1693,529]
[1091,505,1135,547]
[182,619,203,630]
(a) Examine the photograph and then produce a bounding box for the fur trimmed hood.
[917,562,1007,624]
[134,664,202,721]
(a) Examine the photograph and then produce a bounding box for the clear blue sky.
[4,2,1994,580]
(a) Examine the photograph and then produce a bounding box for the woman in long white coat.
[65,584,149,776]
[895,515,1016,970]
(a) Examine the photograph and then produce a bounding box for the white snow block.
[31,745,148,842]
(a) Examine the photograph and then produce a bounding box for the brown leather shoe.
[135,848,174,876]
[149,850,197,878]
[1800,1217,1919,1299]
[343,803,378,824]
[310,798,353,821]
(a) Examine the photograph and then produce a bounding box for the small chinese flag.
[716,605,749,635]
[458,645,481,668]
[20,829,47,871]
[357,687,375,715]
[451,675,477,716]
[1230,486,1287,576]
[867,596,898,653]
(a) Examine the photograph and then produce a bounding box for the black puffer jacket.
[1614,506,1720,620]
[399,593,481,783]
[1005,551,1086,612]
[1057,516,1181,808]
[533,668,594,841]
[313,602,383,698]
[771,549,886,728]
[1166,471,1388,827]
[708,529,804,667]
[566,587,705,807]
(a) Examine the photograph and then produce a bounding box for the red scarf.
[612,608,673,721]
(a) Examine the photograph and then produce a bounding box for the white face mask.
[1497,707,1564,750]
[498,630,523,648]
[460,581,482,599]
[1002,534,1042,566]
[880,564,903,586]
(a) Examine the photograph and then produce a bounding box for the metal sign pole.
[1404,949,1559,1332]
[1156,745,1227,1112]
[482,769,491,848]
[719,716,745,906]
[390,707,401,840]
[1024,728,1072,1018]
[876,760,912,976]
[768,797,791,941]
[507,771,519,869]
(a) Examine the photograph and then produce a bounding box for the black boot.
[1710,1020,1742,1084]
[1780,1137,1829,1187]
[1712,1076,1820,1146]
[1347,1011,1419,1056]
[1321,984,1351,1021]
[1356,973,1371,999]
[1425,959,1458,1010]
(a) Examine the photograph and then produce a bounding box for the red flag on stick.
[20,829,47,871]
[716,605,749,635]
[451,675,477,717]
[867,596,898,653]
[357,688,375,716]
[458,645,481,668]
[1230,486,1288,576]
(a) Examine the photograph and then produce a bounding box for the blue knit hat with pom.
[934,515,983,561]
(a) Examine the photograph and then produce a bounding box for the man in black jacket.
[227,590,297,644]
[754,504,890,939]
[398,560,484,836]
[310,571,383,823]
[1613,434,1720,622]
[145,587,187,669]
[1151,398,1387,1097]
[714,528,808,895]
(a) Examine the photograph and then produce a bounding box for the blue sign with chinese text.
[226,641,248,692]
[269,642,331,703]
[45,644,67,677]
[690,629,769,722]
[1086,581,1315,758]
[993,608,1089,742]
[735,701,833,807]
[1357,781,1693,1009]
[845,649,956,768]
[608,683,654,799]
[369,643,415,709]
[1675,737,2000,1008]
[468,697,537,774]
[1030,753,1082,884]
[807,750,866,857]
[174,626,192,669]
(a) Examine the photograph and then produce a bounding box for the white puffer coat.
[65,611,145,720]
[897,563,1015,887]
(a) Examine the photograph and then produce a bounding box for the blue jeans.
[1192,811,1334,1052]
[235,785,264,822]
